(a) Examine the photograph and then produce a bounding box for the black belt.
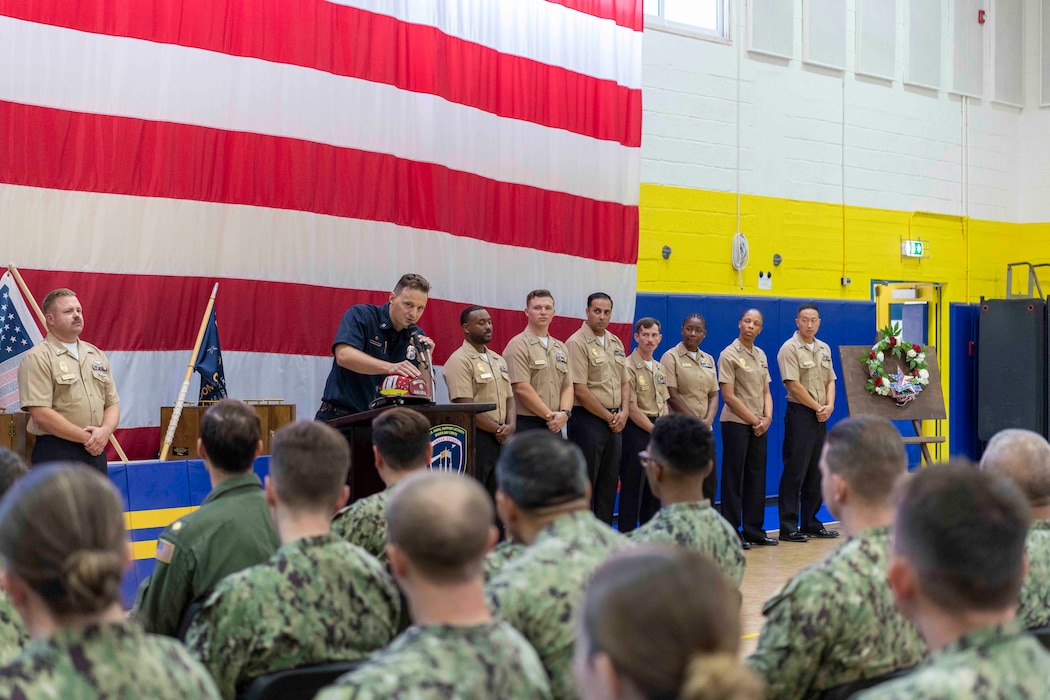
[606,408,621,414]
[644,414,659,420]
[319,400,352,418]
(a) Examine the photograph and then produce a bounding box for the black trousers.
[474,429,501,500]
[702,459,718,504]
[31,434,107,475]
[514,415,551,433]
[720,421,768,541]
[779,402,827,533]
[568,407,621,524]
[617,420,659,532]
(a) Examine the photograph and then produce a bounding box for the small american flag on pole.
[0,271,43,411]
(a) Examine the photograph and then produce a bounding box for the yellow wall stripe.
[127,506,199,531]
[132,539,159,561]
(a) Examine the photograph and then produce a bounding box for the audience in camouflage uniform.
[856,463,1050,699]
[319,471,551,700]
[748,416,926,698]
[487,431,630,700]
[0,464,220,698]
[980,427,1050,630]
[628,413,746,587]
[331,407,432,563]
[187,421,400,699]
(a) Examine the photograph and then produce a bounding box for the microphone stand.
[419,338,437,402]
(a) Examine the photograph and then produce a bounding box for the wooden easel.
[839,345,947,465]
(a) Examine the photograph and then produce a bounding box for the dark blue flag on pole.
[194,308,227,402]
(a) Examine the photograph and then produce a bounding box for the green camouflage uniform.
[487,510,629,700]
[1019,519,1050,630]
[315,621,552,700]
[331,483,398,564]
[483,540,526,583]
[747,525,926,700]
[855,621,1050,699]
[0,592,28,666]
[186,533,400,699]
[135,473,280,637]
[0,621,220,698]
[627,500,746,587]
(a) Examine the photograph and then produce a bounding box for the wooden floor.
[738,527,841,657]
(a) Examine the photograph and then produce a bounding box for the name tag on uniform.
[61,373,76,381]
[801,360,815,368]
[534,359,547,366]
[480,373,492,379]
[680,362,693,367]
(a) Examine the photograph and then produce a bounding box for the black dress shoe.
[741,540,753,550]
[744,536,778,546]
[780,531,809,543]
[801,527,840,539]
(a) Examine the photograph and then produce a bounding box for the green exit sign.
[901,240,925,258]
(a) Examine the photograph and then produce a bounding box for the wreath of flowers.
[860,322,930,402]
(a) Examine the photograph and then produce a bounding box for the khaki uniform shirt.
[626,350,668,418]
[777,331,837,405]
[660,343,719,421]
[17,334,119,434]
[718,340,771,424]
[442,340,512,425]
[504,329,571,417]
[566,323,627,410]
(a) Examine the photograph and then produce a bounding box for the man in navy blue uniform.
[316,274,436,420]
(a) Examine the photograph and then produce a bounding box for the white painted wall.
[1019,0,1050,222]
[642,0,1024,222]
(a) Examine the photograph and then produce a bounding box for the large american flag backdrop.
[0,0,642,460]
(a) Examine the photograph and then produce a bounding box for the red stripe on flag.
[545,0,644,32]
[0,101,638,266]
[19,270,634,363]
[109,426,161,462]
[0,0,641,147]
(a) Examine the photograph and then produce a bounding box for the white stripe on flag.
[0,17,639,206]
[324,0,644,89]
[0,185,639,323]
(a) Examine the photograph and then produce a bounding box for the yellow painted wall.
[637,183,1050,456]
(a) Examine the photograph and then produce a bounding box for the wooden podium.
[0,413,32,462]
[329,402,495,503]
[839,346,946,465]
[160,403,297,459]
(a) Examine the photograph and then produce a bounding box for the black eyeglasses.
[638,451,658,468]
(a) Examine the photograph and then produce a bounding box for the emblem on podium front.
[429,424,467,474]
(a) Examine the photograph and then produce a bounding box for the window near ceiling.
[644,0,728,40]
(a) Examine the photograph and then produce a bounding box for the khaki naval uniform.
[661,342,719,421]
[718,340,772,541]
[443,340,513,495]
[618,350,669,532]
[566,323,628,524]
[777,331,837,536]
[661,342,720,500]
[504,329,570,431]
[17,333,119,472]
